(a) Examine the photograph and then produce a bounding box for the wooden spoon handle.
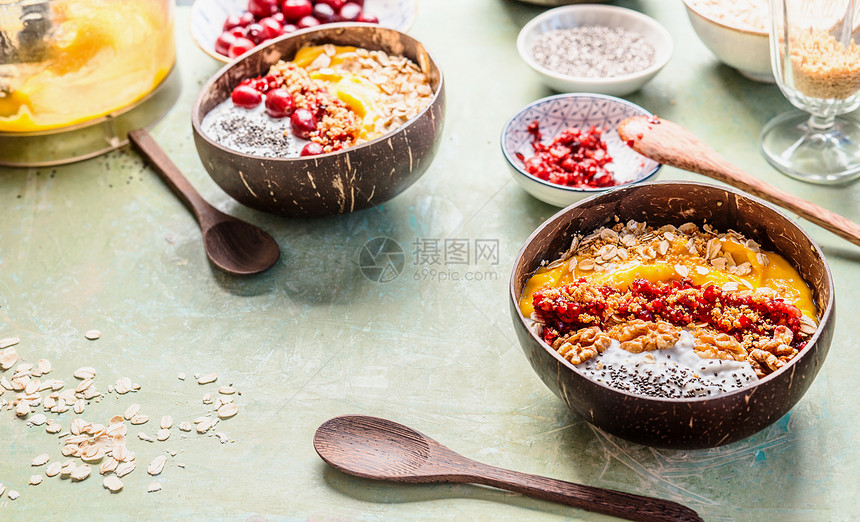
[463,461,701,521]
[618,116,860,247]
[128,129,216,225]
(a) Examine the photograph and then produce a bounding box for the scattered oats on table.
[147,455,167,476]
[3,343,244,498]
[197,373,218,385]
[31,453,50,466]
[103,475,123,493]
[46,462,62,477]
[74,367,96,380]
[70,464,91,481]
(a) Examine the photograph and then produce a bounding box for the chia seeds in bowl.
[579,331,757,399]
[516,4,673,96]
[509,182,834,448]
[201,43,434,159]
[519,218,821,400]
[202,102,307,158]
[530,26,656,79]
[191,24,446,218]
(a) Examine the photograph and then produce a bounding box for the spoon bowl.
[202,220,280,276]
[314,415,702,521]
[315,416,434,480]
[129,129,280,275]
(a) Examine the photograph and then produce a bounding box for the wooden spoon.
[617,116,860,247]
[128,129,280,275]
[314,415,702,522]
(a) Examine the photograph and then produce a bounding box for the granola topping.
[202,45,434,158]
[521,220,819,393]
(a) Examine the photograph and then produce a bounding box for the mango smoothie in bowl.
[510,182,834,448]
[0,0,178,166]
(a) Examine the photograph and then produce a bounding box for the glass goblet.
[761,0,860,184]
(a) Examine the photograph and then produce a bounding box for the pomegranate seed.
[281,0,313,22]
[272,12,285,23]
[258,17,283,39]
[316,0,345,11]
[238,12,255,27]
[339,2,362,21]
[231,85,263,108]
[229,27,247,38]
[246,23,266,44]
[290,108,317,139]
[248,0,279,18]
[264,88,296,118]
[300,142,324,156]
[297,15,320,28]
[312,3,337,23]
[282,23,298,33]
[249,77,270,92]
[215,32,237,55]
[223,14,244,31]
[357,13,378,23]
[228,37,256,58]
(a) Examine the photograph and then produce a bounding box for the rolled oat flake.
[531,26,655,78]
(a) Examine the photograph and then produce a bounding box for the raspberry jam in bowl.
[509,181,834,448]
[501,93,661,207]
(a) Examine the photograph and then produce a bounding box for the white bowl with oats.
[682,0,772,82]
[516,5,673,96]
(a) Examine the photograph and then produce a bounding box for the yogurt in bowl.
[509,181,834,448]
[519,218,818,400]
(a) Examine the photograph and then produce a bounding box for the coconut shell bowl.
[191,24,445,217]
[509,181,834,449]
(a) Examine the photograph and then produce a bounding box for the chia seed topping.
[531,26,656,78]
[201,99,307,158]
[579,330,758,398]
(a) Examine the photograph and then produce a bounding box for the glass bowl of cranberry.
[191,0,416,62]
[501,93,661,207]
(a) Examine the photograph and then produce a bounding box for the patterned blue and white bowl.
[191,0,418,62]
[501,93,661,207]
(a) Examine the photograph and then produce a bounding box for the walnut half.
[552,327,612,365]
[748,348,784,377]
[608,320,680,353]
[693,329,747,361]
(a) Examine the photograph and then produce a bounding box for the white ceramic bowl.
[517,0,608,4]
[500,93,661,207]
[190,0,417,62]
[682,0,771,83]
[516,5,673,96]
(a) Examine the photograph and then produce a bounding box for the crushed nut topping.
[526,220,819,380]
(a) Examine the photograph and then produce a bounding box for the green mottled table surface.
[2,1,859,520]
